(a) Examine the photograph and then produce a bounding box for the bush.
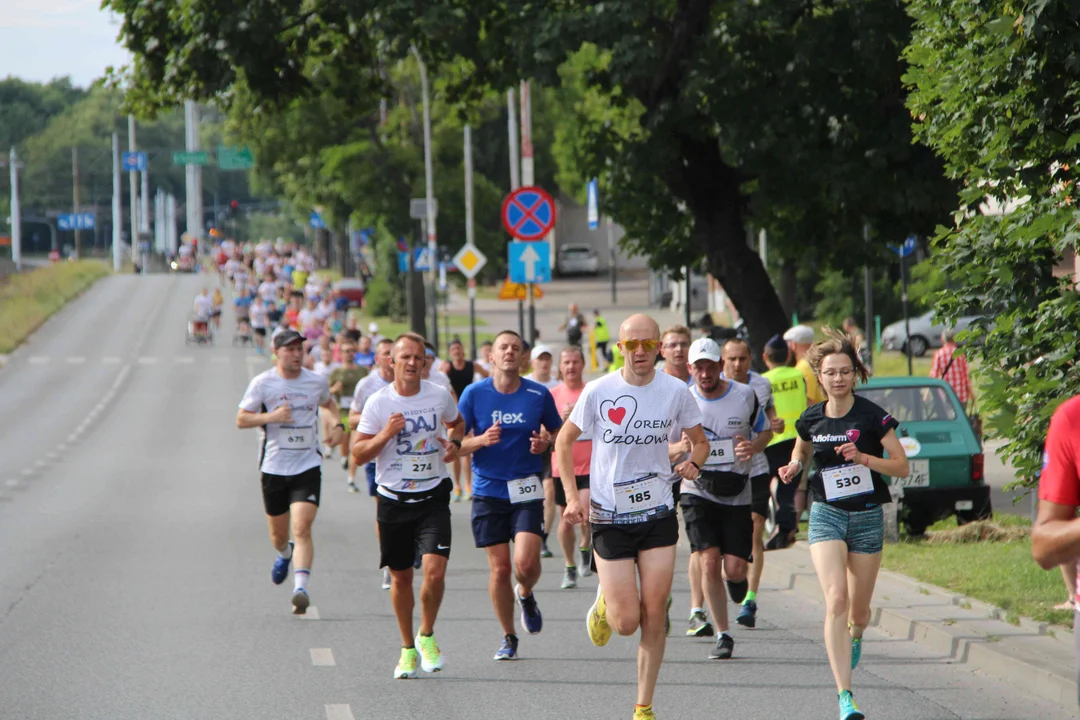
[363,275,394,317]
[0,260,110,353]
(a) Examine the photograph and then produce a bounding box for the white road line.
[20,469,34,477]
[175,357,194,364]
[325,705,355,720]
[66,357,86,364]
[28,357,49,364]
[138,357,158,365]
[67,434,79,443]
[300,606,321,620]
[33,460,46,469]
[6,480,19,487]
[309,648,336,667]
[46,452,59,460]
[102,357,122,364]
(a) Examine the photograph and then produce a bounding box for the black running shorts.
[554,474,590,507]
[261,466,321,517]
[750,473,771,518]
[680,494,753,560]
[377,479,453,571]
[591,513,679,561]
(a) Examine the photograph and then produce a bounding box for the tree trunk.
[780,257,798,321]
[670,133,789,355]
[313,228,329,268]
[336,226,349,277]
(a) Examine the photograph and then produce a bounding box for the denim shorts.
[807,502,884,555]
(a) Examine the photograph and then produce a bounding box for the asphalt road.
[0,271,1069,719]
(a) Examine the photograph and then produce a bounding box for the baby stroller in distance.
[186,314,214,346]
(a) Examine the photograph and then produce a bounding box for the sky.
[0,0,132,88]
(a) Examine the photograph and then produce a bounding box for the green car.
[855,376,990,536]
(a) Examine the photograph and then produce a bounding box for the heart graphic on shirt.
[846,429,861,444]
[599,395,637,430]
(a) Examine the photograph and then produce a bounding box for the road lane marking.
[28,357,49,364]
[6,480,19,487]
[33,460,46,469]
[300,605,320,620]
[325,705,355,720]
[46,452,58,460]
[20,469,34,477]
[310,648,336,667]
[138,357,158,365]
[66,357,86,364]
[175,356,194,364]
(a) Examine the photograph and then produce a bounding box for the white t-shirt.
[233,269,250,294]
[239,368,331,476]
[297,308,318,330]
[680,381,762,506]
[351,371,393,414]
[524,373,560,390]
[314,301,334,321]
[249,303,268,329]
[258,281,278,303]
[357,381,459,498]
[313,360,339,377]
[193,295,213,320]
[569,370,703,524]
[723,371,775,477]
[426,369,453,394]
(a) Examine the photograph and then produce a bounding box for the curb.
[761,543,1077,710]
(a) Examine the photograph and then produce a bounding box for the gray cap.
[783,324,815,345]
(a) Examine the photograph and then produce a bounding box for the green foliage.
[370,225,407,321]
[363,276,394,318]
[905,0,1080,487]
[0,77,87,150]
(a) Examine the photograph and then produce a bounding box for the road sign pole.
[468,279,477,359]
[72,147,81,258]
[520,80,536,345]
[112,133,121,272]
[863,223,874,371]
[901,251,913,377]
[465,124,477,356]
[128,115,139,272]
[413,47,439,351]
[10,147,20,272]
[608,217,617,304]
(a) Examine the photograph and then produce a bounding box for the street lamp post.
[412,47,439,352]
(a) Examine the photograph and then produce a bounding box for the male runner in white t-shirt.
[353,333,463,679]
[236,330,346,614]
[556,314,708,720]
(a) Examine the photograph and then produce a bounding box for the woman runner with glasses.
[777,329,908,720]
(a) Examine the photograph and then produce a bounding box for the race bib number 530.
[821,463,873,502]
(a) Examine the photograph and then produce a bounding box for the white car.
[556,244,599,276]
[880,311,983,357]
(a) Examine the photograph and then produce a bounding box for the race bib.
[821,463,874,502]
[403,454,438,482]
[507,475,542,504]
[278,425,314,450]
[614,475,667,515]
[707,438,735,467]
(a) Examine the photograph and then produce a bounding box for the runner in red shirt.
[550,346,594,589]
[1033,394,1080,705]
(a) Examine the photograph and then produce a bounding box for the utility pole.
[465,124,477,359]
[508,88,524,339]
[111,133,121,272]
[10,147,21,272]
[184,101,203,248]
[72,147,81,258]
[520,80,536,344]
[128,115,139,270]
[413,47,439,351]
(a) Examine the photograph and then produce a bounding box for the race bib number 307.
[508,475,542,504]
[821,463,873,502]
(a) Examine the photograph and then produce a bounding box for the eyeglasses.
[622,339,658,352]
[821,368,855,379]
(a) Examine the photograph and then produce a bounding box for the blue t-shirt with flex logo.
[458,377,563,500]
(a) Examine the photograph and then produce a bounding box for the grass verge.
[0,261,110,354]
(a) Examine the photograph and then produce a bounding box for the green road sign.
[172,151,210,166]
[217,146,254,170]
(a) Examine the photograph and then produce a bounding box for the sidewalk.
[761,542,1077,709]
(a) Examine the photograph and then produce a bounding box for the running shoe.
[561,566,579,589]
[381,567,391,590]
[466,492,472,501]
[632,706,656,720]
[516,584,543,634]
[686,610,715,637]
[346,481,360,493]
[454,489,463,503]
[664,594,673,637]
[851,636,863,670]
[271,541,293,585]
[541,540,554,558]
[736,599,758,629]
[493,634,519,661]
[415,633,444,673]
[579,548,593,576]
[587,586,612,647]
[838,690,864,720]
[290,588,310,615]
[709,633,734,659]
[394,647,419,679]
[340,456,348,471]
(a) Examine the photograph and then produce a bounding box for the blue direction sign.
[509,241,551,284]
[309,211,327,229]
[121,151,147,172]
[587,178,599,230]
[890,236,917,258]
[501,186,557,241]
[398,246,435,273]
[57,213,95,231]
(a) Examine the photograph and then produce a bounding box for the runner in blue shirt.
[459,330,562,660]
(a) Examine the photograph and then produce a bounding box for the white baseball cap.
[530,343,554,361]
[688,337,722,364]
[368,322,379,334]
[783,324,815,345]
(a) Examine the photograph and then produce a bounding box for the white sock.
[721,631,732,639]
[692,607,704,615]
[277,544,292,559]
[294,569,310,592]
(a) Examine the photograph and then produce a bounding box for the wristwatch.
[336,422,347,432]
[450,438,462,448]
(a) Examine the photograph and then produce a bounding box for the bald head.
[619,314,661,342]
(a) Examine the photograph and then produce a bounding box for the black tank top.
[446,360,475,398]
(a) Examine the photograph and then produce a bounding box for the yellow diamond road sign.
[452,243,487,279]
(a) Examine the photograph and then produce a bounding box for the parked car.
[855,376,990,535]
[880,310,983,357]
[333,278,366,308]
[556,243,599,276]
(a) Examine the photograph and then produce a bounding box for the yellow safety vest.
[763,366,807,445]
[594,316,610,343]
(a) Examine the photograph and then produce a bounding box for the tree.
[0,77,86,150]
[106,0,957,353]
[905,0,1080,488]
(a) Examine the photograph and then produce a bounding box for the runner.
[550,345,594,589]
[458,330,563,660]
[559,303,588,347]
[557,314,707,720]
[424,344,454,395]
[524,343,559,558]
[351,333,464,679]
[784,324,826,404]
[762,335,809,550]
[777,329,908,720]
[719,337,783,630]
[327,339,367,470]
[236,330,347,615]
[442,339,488,501]
[593,309,611,371]
[676,338,770,659]
[249,295,269,355]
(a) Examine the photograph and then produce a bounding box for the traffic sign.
[502,187,557,241]
[57,213,95,231]
[497,277,544,300]
[891,236,917,258]
[452,243,487,279]
[587,178,599,231]
[218,145,254,170]
[509,241,551,284]
[121,152,147,172]
[309,211,327,229]
[409,198,438,220]
[172,151,210,166]
[398,246,435,273]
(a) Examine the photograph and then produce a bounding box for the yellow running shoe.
[393,647,419,679]
[587,585,612,647]
[632,706,656,719]
[415,633,444,673]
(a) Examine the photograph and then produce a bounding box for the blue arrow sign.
[509,241,551,284]
[587,178,599,231]
[57,213,95,231]
[121,151,147,172]
[890,235,917,258]
[309,211,327,229]
[398,246,434,273]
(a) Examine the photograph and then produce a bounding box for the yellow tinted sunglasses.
[621,339,658,352]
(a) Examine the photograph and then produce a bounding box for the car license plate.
[893,459,930,488]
